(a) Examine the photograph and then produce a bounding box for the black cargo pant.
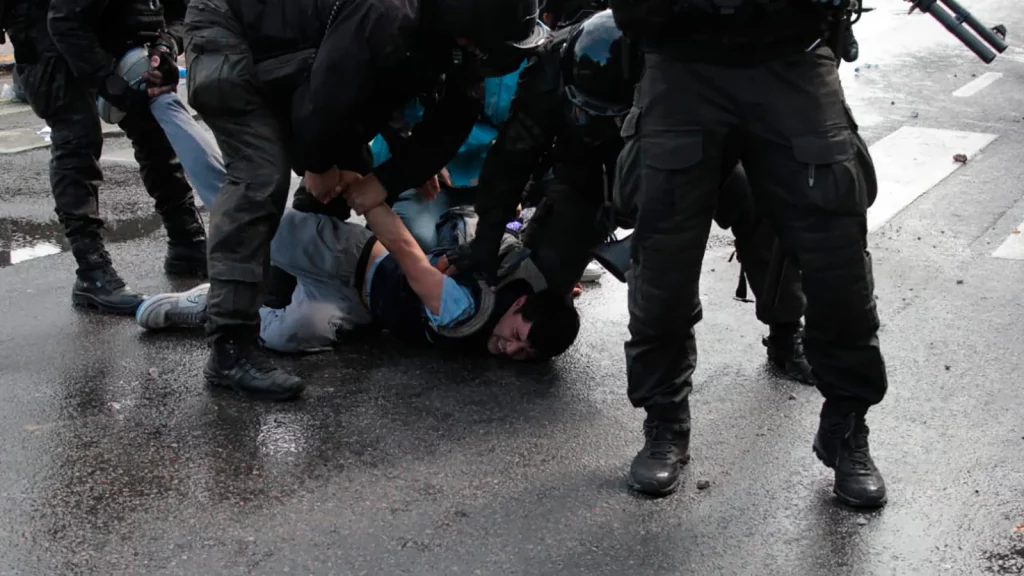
[7,21,194,267]
[618,47,887,415]
[184,0,294,340]
[715,163,805,327]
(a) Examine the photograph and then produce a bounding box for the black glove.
[99,72,149,115]
[147,32,180,90]
[444,242,500,287]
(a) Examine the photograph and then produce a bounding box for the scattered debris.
[1014,524,1024,534]
[697,479,711,490]
[856,517,870,526]
[956,280,964,285]
[788,394,797,401]
[148,368,160,379]
[1012,230,1021,236]
[890,101,896,105]
[953,153,968,163]
[911,111,920,119]
[945,365,951,371]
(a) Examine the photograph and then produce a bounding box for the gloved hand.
[99,72,149,116]
[443,242,501,286]
[145,32,180,91]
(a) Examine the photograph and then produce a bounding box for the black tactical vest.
[609,0,825,47]
[98,0,167,56]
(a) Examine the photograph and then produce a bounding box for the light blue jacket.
[370,62,525,188]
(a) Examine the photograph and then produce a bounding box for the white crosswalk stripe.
[866,126,998,234]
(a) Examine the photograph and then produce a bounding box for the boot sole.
[203,368,305,402]
[627,475,681,498]
[813,444,887,509]
[72,292,143,315]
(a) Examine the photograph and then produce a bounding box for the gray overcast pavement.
[1,2,1024,574]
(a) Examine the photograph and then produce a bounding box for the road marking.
[867,126,998,234]
[992,224,1024,260]
[4,242,62,267]
[0,124,122,154]
[952,72,1003,98]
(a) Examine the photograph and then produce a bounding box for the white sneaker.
[580,261,605,283]
[136,283,210,330]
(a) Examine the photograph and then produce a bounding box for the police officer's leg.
[522,175,607,298]
[739,47,887,508]
[13,32,145,314]
[622,54,733,497]
[723,164,813,385]
[185,0,302,401]
[118,96,208,278]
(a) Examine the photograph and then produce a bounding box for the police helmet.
[96,47,150,124]
[561,9,638,118]
[436,0,550,53]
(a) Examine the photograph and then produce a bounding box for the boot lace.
[643,420,687,461]
[846,420,876,474]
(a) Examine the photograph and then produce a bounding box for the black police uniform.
[458,15,632,299]
[2,0,207,314]
[461,8,818,387]
[609,0,888,507]
[183,0,547,401]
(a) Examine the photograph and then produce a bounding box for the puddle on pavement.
[0,212,168,268]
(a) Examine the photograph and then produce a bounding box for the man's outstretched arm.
[361,199,445,316]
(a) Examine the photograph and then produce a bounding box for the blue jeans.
[149,92,225,208]
[392,187,476,252]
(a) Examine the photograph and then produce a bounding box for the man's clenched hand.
[342,173,388,215]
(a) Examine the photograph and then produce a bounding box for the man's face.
[486,295,536,360]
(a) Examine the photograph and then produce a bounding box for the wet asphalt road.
[2,2,1024,574]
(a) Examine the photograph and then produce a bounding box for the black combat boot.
[162,203,208,277]
[763,323,816,385]
[70,238,146,315]
[628,402,691,497]
[204,335,305,402]
[813,406,887,508]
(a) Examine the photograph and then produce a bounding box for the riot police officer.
[450,9,818,387]
[183,0,547,401]
[610,0,888,507]
[2,0,207,314]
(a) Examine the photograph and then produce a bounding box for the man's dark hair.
[520,290,580,360]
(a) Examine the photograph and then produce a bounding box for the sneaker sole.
[135,284,209,330]
[203,367,306,402]
[72,291,143,315]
